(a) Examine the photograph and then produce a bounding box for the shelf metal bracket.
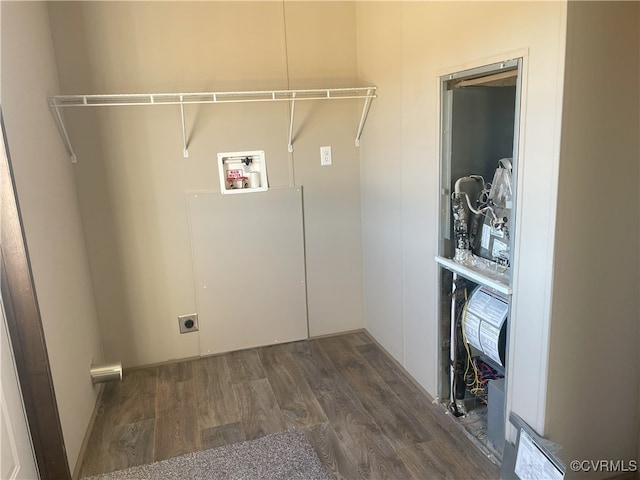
[49,99,77,164]
[287,92,296,153]
[355,87,375,148]
[180,96,189,158]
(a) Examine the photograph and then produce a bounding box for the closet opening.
[436,58,522,463]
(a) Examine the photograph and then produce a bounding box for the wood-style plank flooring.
[78,331,499,479]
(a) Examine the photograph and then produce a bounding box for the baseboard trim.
[72,382,104,480]
[308,328,366,341]
[360,328,437,404]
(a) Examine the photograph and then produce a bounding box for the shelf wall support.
[49,101,77,164]
[180,96,189,158]
[355,87,375,147]
[287,93,296,153]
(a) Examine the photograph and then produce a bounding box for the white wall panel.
[188,187,308,355]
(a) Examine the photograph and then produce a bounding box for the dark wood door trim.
[0,110,71,479]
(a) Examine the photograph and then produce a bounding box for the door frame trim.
[0,109,71,479]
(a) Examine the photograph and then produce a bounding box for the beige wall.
[47,1,364,367]
[547,1,639,473]
[8,0,636,471]
[1,1,104,472]
[357,2,404,362]
[357,1,567,433]
[357,0,640,466]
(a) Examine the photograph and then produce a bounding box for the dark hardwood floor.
[78,331,499,479]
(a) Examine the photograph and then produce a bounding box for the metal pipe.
[90,362,122,384]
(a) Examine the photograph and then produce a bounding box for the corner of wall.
[2,1,104,472]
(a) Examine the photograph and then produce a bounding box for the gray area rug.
[82,430,331,480]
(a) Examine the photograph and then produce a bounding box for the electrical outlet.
[320,146,332,166]
[178,313,199,334]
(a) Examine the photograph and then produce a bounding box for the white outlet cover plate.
[320,146,332,166]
